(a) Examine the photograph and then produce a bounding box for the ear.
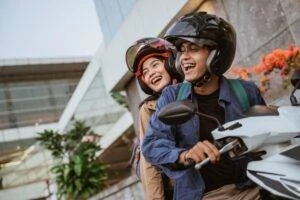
[175,55,184,77]
[166,51,184,81]
[206,49,217,74]
[166,50,176,69]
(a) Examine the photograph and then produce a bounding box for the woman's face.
[178,42,210,82]
[141,57,171,93]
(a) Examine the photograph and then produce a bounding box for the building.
[0,53,128,199]
[0,57,88,198]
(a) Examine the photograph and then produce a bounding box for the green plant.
[37,121,106,200]
[111,91,128,108]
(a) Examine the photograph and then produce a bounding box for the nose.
[180,50,191,61]
[149,71,155,78]
[145,69,156,80]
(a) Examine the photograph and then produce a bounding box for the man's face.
[178,42,210,82]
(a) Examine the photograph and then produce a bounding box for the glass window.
[117,0,136,18]
[94,0,136,42]
[0,79,77,129]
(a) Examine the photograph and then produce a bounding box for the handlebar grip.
[166,158,195,170]
[184,158,196,168]
[195,157,210,169]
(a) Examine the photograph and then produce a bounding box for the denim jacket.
[141,77,265,200]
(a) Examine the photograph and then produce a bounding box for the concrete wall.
[89,176,144,200]
[124,78,144,135]
[0,181,49,200]
[219,0,300,102]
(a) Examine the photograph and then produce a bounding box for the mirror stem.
[195,111,225,131]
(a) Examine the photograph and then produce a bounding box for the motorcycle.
[158,70,300,199]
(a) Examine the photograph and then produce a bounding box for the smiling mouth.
[182,63,196,72]
[151,76,162,85]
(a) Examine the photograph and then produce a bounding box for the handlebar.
[183,139,240,169]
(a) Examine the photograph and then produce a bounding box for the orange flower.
[229,45,300,93]
[229,67,250,80]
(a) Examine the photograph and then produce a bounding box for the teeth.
[151,76,161,84]
[183,63,195,71]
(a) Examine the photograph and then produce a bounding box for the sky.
[0,0,102,59]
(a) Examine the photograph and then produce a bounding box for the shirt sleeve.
[138,102,165,199]
[141,87,187,179]
[245,81,266,106]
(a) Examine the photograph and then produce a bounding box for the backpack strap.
[228,79,250,112]
[176,82,191,101]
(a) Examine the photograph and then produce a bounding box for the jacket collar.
[187,76,231,103]
[219,77,231,103]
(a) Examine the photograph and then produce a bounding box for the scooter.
[158,70,300,199]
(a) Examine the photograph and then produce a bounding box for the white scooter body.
[247,144,300,199]
[212,106,300,199]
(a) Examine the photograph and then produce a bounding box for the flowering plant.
[229,46,300,93]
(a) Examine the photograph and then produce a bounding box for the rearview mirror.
[290,69,300,106]
[158,100,195,125]
[291,69,300,89]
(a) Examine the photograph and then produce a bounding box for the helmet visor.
[125,38,175,73]
[166,20,199,38]
[173,37,217,50]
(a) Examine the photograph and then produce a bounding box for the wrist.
[178,151,188,164]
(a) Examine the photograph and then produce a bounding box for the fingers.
[203,140,220,163]
[191,142,206,162]
[186,141,220,164]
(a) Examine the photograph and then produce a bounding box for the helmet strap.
[191,70,212,87]
[190,49,215,87]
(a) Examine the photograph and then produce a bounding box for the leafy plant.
[37,121,106,200]
[111,91,128,108]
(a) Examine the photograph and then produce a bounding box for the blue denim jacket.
[141,77,265,200]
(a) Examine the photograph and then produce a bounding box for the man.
[142,12,265,200]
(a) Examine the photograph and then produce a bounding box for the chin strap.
[190,49,216,87]
[191,70,212,87]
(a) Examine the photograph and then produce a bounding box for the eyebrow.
[149,58,161,65]
[142,67,148,73]
[142,58,162,74]
[181,42,192,47]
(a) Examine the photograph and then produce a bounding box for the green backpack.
[176,79,250,112]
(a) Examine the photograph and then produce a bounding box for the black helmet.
[164,12,236,76]
[125,37,182,95]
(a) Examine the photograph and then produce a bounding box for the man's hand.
[178,140,220,165]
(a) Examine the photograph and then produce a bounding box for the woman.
[125,37,182,200]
